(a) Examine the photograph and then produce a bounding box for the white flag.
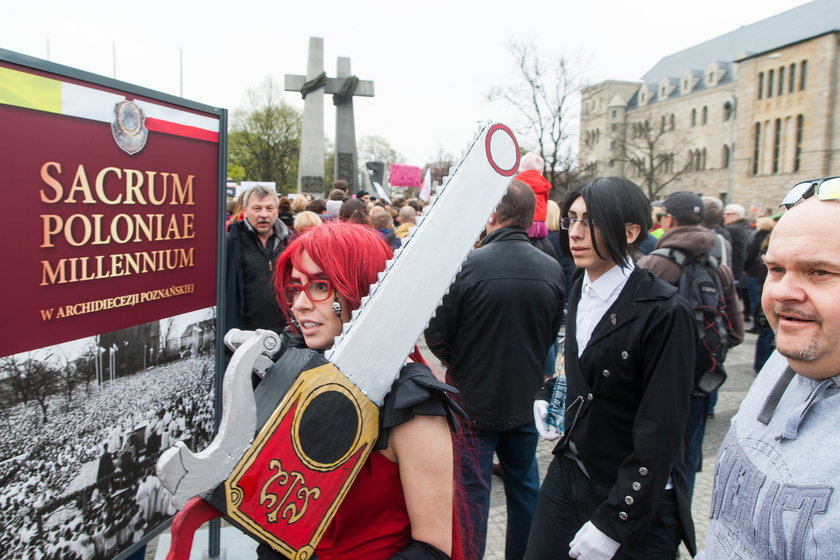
[372,181,389,201]
[420,169,432,201]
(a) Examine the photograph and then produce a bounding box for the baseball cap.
[663,191,704,221]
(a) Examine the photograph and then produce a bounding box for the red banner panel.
[0,61,220,357]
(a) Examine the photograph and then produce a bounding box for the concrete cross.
[285,37,374,195]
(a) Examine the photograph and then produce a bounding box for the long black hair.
[560,176,652,269]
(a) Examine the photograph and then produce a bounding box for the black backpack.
[651,248,731,394]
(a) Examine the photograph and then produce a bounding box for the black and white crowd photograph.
[0,309,217,560]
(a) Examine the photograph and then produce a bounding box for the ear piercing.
[289,307,300,330]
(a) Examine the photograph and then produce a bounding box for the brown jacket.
[637,225,745,348]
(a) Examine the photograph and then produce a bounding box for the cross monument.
[286,37,374,196]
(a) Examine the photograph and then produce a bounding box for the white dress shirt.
[576,257,635,357]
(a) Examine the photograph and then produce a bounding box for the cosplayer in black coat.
[554,267,697,554]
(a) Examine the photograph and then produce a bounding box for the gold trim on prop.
[224,363,379,558]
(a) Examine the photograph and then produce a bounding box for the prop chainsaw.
[156,123,520,559]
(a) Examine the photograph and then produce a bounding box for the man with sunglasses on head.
[698,177,840,559]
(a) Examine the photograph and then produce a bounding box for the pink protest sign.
[389,163,422,187]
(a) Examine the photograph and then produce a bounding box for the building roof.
[641,0,840,85]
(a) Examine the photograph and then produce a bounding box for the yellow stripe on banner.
[0,66,62,113]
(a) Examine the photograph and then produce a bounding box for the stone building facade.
[579,0,840,213]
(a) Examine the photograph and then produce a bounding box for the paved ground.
[145,330,760,559]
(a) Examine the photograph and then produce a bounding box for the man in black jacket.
[223,185,290,335]
[425,180,565,560]
[724,203,751,320]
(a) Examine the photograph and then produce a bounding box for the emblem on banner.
[112,100,148,154]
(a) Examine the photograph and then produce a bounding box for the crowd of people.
[224,180,425,251]
[10,163,838,560]
[0,355,215,559]
[213,166,840,560]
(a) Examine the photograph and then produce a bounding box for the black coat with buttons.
[556,267,697,554]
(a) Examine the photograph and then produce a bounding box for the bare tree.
[424,145,455,190]
[488,40,585,198]
[73,343,99,395]
[358,135,404,166]
[54,347,80,406]
[0,354,58,423]
[611,121,693,201]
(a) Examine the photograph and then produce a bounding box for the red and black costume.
[251,336,466,560]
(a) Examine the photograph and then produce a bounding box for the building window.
[795,114,804,171]
[789,63,796,93]
[670,114,676,130]
[768,69,774,97]
[611,123,618,131]
[691,108,697,127]
[702,147,707,170]
[611,110,617,118]
[753,122,761,175]
[609,159,615,168]
[722,144,731,168]
[800,60,808,90]
[758,72,764,99]
[610,141,616,151]
[640,92,646,103]
[661,115,666,133]
[723,101,734,121]
[702,106,708,125]
[772,118,782,174]
[778,66,785,96]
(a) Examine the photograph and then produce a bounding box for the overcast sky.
[2,0,809,167]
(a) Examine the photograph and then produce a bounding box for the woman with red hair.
[257,221,466,560]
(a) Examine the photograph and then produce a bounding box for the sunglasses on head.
[780,176,840,209]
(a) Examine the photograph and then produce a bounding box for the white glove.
[533,400,561,441]
[569,521,620,559]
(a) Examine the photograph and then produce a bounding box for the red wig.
[274,221,393,332]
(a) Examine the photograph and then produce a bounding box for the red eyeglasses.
[283,279,334,305]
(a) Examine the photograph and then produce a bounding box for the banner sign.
[0,60,221,357]
[0,49,226,559]
[388,163,422,187]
